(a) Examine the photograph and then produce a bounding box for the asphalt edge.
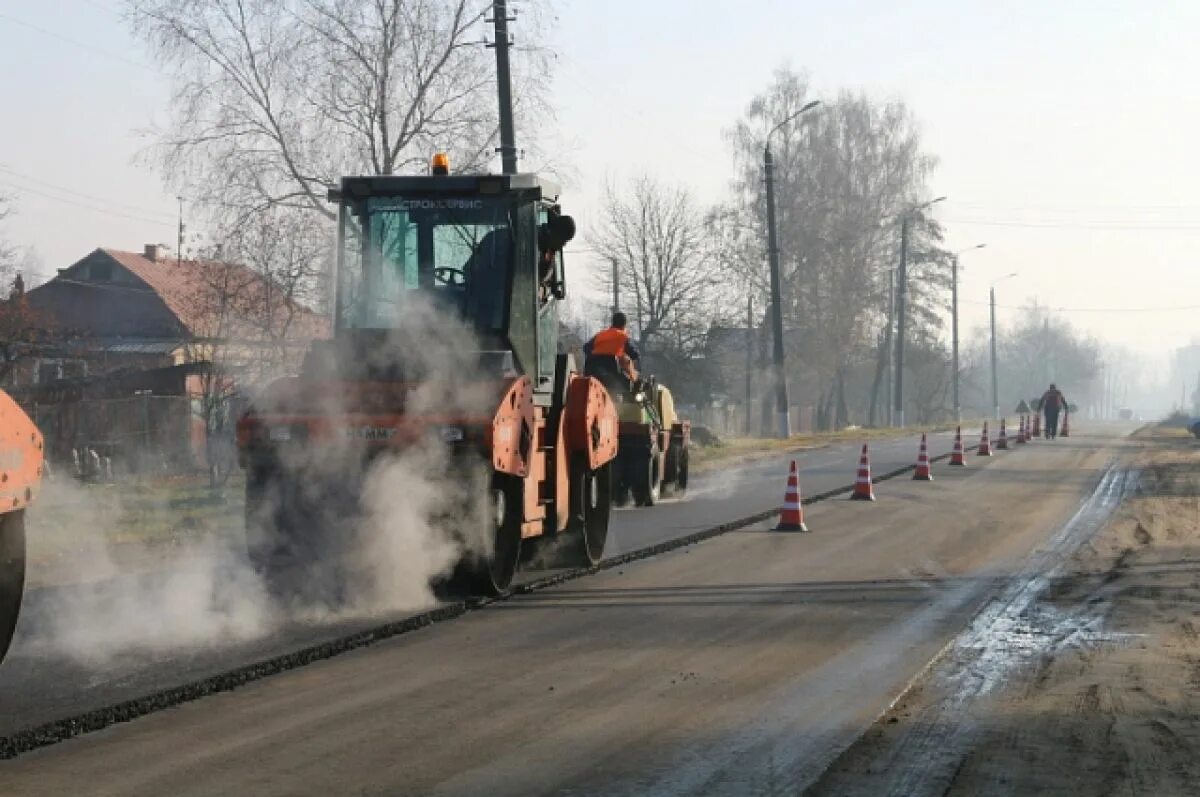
[797,451,1129,796]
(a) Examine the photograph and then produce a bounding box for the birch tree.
[127,0,553,225]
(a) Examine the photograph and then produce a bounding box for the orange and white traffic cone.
[850,443,876,501]
[996,419,1009,450]
[1016,415,1027,444]
[949,426,967,466]
[978,422,993,456]
[913,433,933,481]
[1031,413,1042,439]
[1061,412,1071,437]
[774,460,808,532]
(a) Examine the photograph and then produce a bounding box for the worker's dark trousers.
[1045,409,1060,438]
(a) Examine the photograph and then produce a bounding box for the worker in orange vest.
[584,312,640,381]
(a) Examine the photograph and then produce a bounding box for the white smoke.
[15,292,502,666]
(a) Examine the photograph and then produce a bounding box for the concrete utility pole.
[176,196,185,266]
[763,99,820,439]
[893,196,945,428]
[745,295,754,436]
[951,244,986,423]
[887,269,895,427]
[952,256,959,421]
[990,286,998,420]
[989,272,1018,419]
[610,258,619,316]
[490,0,518,174]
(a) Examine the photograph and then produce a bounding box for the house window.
[34,358,87,384]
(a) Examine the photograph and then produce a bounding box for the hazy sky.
[2,0,1198,370]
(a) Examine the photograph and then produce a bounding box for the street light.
[990,272,1019,420]
[951,244,986,422]
[764,99,820,438]
[893,195,946,427]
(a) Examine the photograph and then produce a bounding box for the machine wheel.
[555,454,612,567]
[0,510,26,665]
[451,472,523,597]
[674,447,689,495]
[244,464,349,606]
[629,447,660,507]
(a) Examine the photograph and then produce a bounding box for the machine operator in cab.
[584,312,640,381]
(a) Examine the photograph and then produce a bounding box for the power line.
[948,217,1200,231]
[960,298,1200,313]
[0,180,176,227]
[0,10,154,71]
[0,166,177,220]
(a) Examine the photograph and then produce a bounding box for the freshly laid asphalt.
[0,428,975,738]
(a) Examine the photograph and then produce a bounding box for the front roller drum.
[448,471,524,597]
[558,453,612,567]
[0,510,26,664]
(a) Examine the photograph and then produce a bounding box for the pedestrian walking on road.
[1040,383,1068,439]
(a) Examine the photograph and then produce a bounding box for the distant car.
[1190,419,1200,439]
[1118,408,1133,420]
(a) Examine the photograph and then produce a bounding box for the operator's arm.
[625,336,640,362]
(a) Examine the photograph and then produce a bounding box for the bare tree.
[724,68,947,429]
[957,303,1101,418]
[218,207,330,380]
[185,215,328,485]
[0,195,65,386]
[126,0,553,225]
[590,176,726,359]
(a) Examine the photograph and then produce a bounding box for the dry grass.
[690,419,982,473]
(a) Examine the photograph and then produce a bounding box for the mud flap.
[0,510,26,664]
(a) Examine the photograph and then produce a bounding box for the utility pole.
[989,272,1017,420]
[894,216,909,427]
[762,100,819,440]
[490,0,518,174]
[893,196,945,428]
[746,295,754,436]
[610,258,619,316]
[950,243,985,423]
[951,255,959,422]
[764,146,790,439]
[176,196,185,266]
[887,269,895,427]
[990,286,999,420]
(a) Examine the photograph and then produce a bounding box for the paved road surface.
[0,429,1130,794]
[0,429,975,737]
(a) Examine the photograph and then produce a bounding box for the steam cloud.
[15,293,496,666]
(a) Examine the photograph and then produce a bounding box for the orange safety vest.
[590,327,630,358]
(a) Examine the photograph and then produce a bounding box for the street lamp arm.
[990,271,1019,289]
[765,100,821,152]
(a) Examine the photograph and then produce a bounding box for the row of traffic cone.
[774,414,1068,531]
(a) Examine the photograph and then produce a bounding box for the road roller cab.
[236,159,619,600]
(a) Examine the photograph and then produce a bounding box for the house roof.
[99,249,329,341]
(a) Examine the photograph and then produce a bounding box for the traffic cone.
[978,422,993,456]
[774,460,808,532]
[1016,415,1028,444]
[1031,413,1042,439]
[913,433,933,481]
[1061,412,1071,437]
[949,426,967,466]
[996,419,1009,450]
[850,444,876,501]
